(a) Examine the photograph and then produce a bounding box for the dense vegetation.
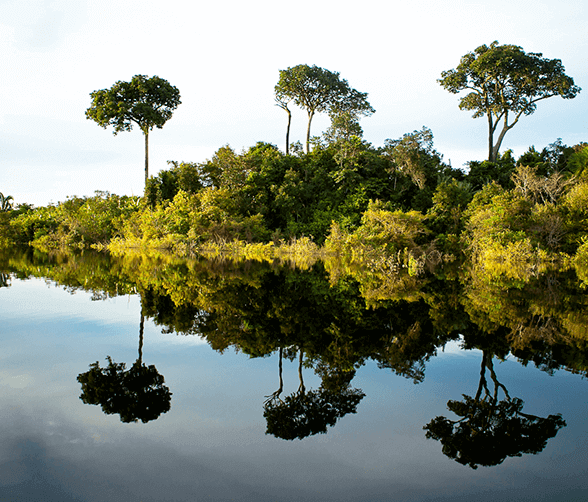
[1,42,585,273]
[2,135,588,277]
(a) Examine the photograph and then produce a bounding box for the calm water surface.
[0,251,587,501]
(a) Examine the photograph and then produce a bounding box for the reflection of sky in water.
[1,278,587,501]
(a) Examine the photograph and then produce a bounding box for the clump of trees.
[2,44,586,274]
[116,128,464,249]
[5,139,588,272]
[275,64,374,154]
[5,191,140,250]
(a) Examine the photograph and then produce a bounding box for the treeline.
[0,191,140,249]
[2,132,588,272]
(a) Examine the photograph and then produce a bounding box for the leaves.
[264,387,365,440]
[0,192,13,212]
[439,42,580,162]
[85,75,181,135]
[275,65,374,153]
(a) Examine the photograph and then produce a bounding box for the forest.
[0,43,587,280]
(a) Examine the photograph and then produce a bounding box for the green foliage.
[567,144,588,178]
[10,205,59,244]
[86,75,181,136]
[464,182,532,244]
[0,212,15,247]
[275,64,374,153]
[440,41,580,162]
[427,178,474,235]
[465,150,516,190]
[107,131,474,251]
[85,75,181,183]
[460,182,566,275]
[350,201,429,252]
[574,239,588,286]
[383,127,448,190]
[0,192,13,212]
[118,187,270,248]
[145,161,205,207]
[9,192,141,249]
[323,110,364,145]
[380,127,461,212]
[514,142,576,177]
[561,180,588,251]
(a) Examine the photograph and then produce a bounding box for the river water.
[0,250,586,501]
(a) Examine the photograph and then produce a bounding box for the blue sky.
[1,0,586,206]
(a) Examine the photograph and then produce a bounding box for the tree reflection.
[77,315,172,423]
[0,272,10,288]
[3,248,582,453]
[264,349,365,440]
[423,350,566,469]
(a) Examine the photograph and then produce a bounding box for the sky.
[0,0,586,207]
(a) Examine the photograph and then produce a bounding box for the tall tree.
[263,349,364,440]
[85,75,181,186]
[275,64,374,153]
[275,93,293,155]
[439,42,580,163]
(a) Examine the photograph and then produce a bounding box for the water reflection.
[424,350,566,469]
[263,348,365,440]
[1,247,585,465]
[0,272,9,288]
[77,314,172,423]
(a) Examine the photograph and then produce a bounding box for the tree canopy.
[77,356,172,423]
[85,75,181,186]
[275,64,374,153]
[439,41,580,163]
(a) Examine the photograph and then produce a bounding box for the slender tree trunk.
[487,114,495,162]
[297,349,305,394]
[138,314,145,364]
[144,130,149,186]
[277,347,283,396]
[475,351,488,402]
[492,122,511,165]
[491,144,500,164]
[487,357,510,401]
[285,107,291,155]
[306,111,314,154]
